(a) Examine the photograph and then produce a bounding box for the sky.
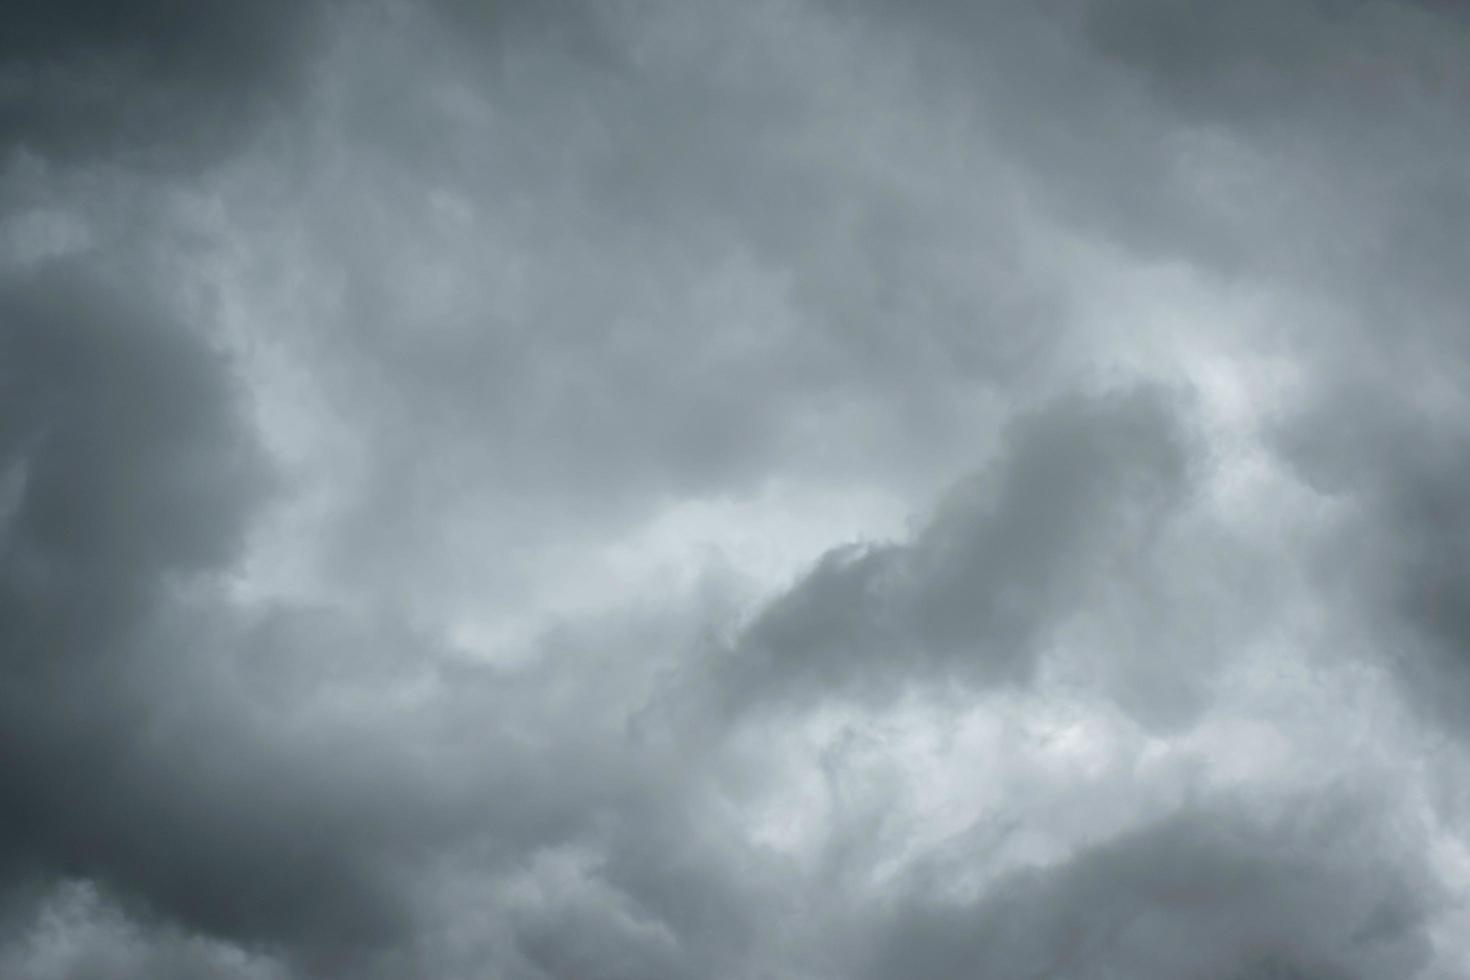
[2,1,1470,977]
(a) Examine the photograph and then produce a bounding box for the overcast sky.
[3,1,1470,977]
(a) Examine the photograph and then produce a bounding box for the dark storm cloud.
[0,0,327,168]
[1275,380,1470,733]
[1085,0,1378,124]
[0,265,543,973]
[708,384,1194,713]
[861,795,1436,979]
[1082,0,1470,126]
[0,264,401,961]
[0,255,716,975]
[4,0,1470,976]
[0,262,265,657]
[1079,0,1470,317]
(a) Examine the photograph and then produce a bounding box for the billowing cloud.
[862,794,1437,980]
[3,1,1470,977]
[706,384,1196,714]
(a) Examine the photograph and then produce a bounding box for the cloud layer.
[3,1,1470,977]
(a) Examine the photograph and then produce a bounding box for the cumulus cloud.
[3,0,1470,977]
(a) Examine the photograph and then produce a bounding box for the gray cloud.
[1274,378,1470,734]
[861,794,1436,980]
[0,260,721,971]
[4,0,1470,976]
[0,0,326,168]
[708,384,1196,714]
[0,879,287,980]
[0,264,408,965]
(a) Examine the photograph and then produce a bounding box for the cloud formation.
[3,0,1470,977]
[0,0,324,167]
[709,384,1195,713]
